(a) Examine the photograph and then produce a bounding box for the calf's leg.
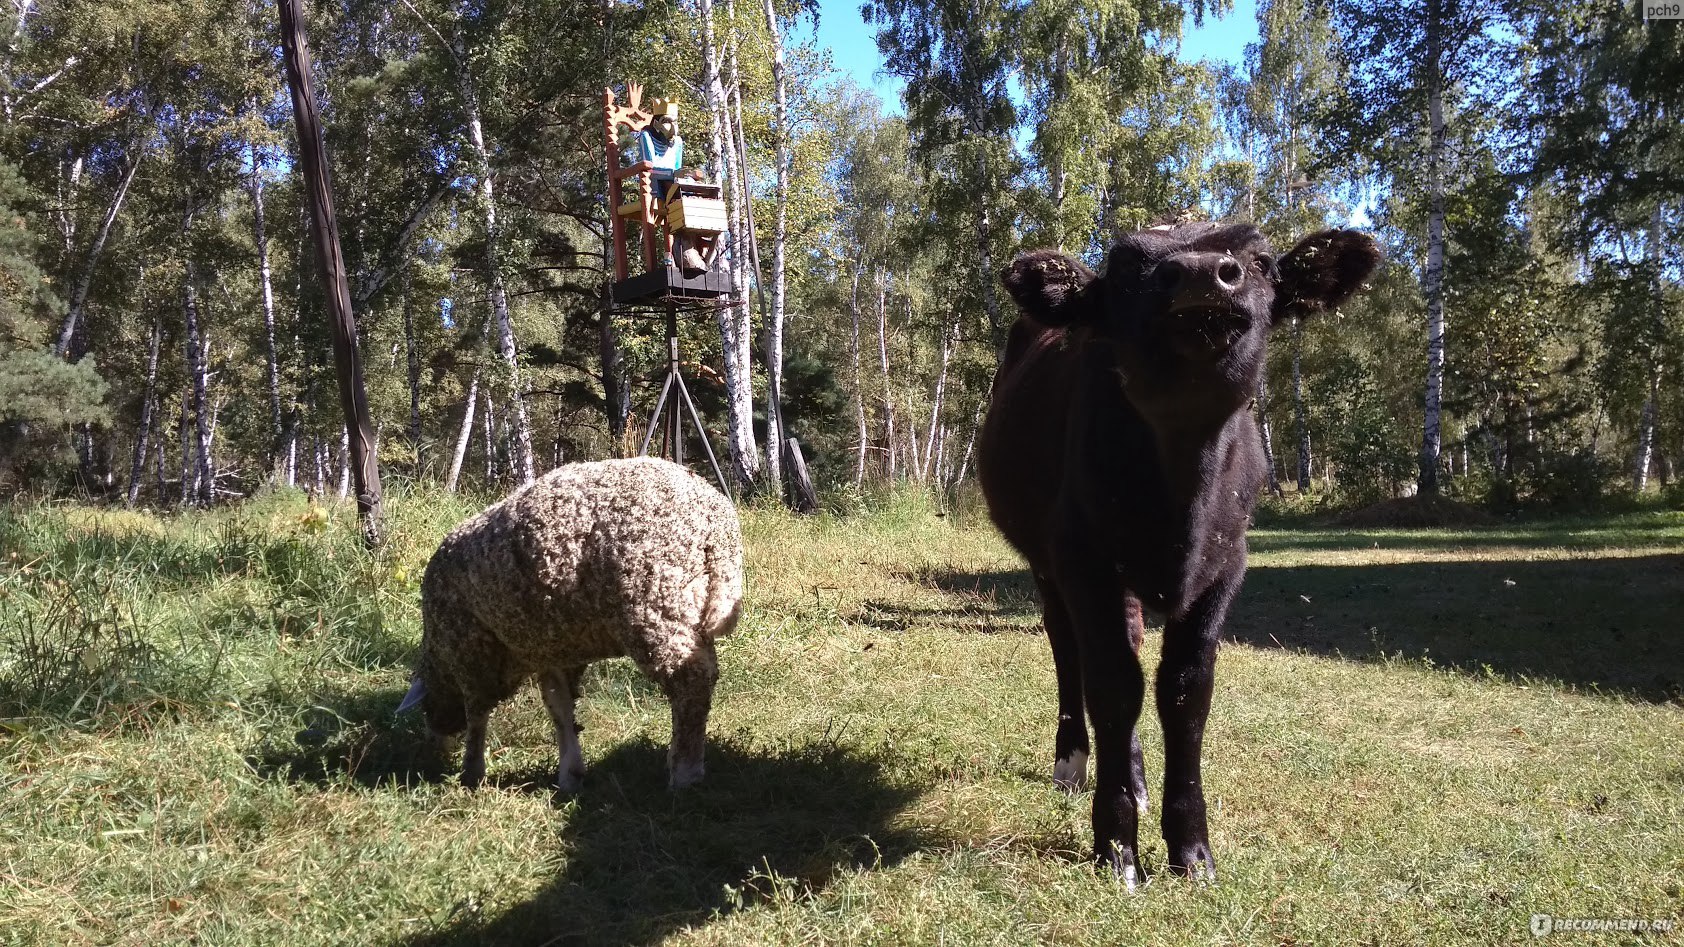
[1155,575,1240,881]
[539,667,587,793]
[1057,561,1147,888]
[1034,573,1089,792]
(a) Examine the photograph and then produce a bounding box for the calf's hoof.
[1094,842,1144,893]
[1165,839,1217,883]
[1052,749,1089,793]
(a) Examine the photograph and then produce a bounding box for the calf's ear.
[1002,250,1096,327]
[1273,229,1381,324]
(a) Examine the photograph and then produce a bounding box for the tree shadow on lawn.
[1228,553,1684,703]
[254,696,935,947]
[903,550,1683,703]
[1246,518,1683,556]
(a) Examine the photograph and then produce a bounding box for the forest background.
[0,0,1679,516]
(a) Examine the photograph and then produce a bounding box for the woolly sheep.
[397,457,743,791]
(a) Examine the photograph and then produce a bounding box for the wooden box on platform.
[612,264,732,304]
[667,196,726,235]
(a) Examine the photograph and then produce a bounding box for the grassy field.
[1,489,1681,946]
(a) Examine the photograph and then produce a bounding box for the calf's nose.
[1158,251,1246,304]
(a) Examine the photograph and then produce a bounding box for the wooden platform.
[612,265,732,304]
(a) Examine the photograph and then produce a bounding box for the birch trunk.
[446,368,480,493]
[1292,316,1311,492]
[1635,203,1667,491]
[456,46,535,485]
[850,261,868,486]
[126,308,162,507]
[1256,371,1282,496]
[921,319,956,481]
[1418,0,1447,495]
[760,0,790,492]
[952,398,986,488]
[178,393,195,505]
[54,151,141,357]
[248,140,284,478]
[974,148,1004,347]
[482,385,497,483]
[337,426,351,499]
[876,271,896,480]
[698,0,759,490]
[181,234,215,508]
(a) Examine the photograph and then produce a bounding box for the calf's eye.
[1252,254,1275,272]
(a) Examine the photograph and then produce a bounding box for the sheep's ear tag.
[396,677,427,714]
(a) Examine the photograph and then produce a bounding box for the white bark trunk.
[337,426,351,499]
[54,151,141,356]
[249,140,284,478]
[1636,203,1666,491]
[876,271,896,480]
[699,0,759,490]
[850,261,868,486]
[182,255,214,507]
[127,306,162,507]
[458,51,535,485]
[446,368,480,493]
[921,319,956,481]
[1419,0,1447,495]
[1292,317,1311,492]
[1257,370,1282,495]
[760,0,790,493]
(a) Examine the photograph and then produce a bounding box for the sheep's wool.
[421,457,742,692]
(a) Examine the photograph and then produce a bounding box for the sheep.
[397,456,743,792]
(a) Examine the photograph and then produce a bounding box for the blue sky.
[796,0,1262,108]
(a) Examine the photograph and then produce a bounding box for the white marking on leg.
[540,671,586,793]
[1053,749,1089,792]
[668,758,705,790]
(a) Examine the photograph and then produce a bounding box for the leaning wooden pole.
[278,0,383,548]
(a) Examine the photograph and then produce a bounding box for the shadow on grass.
[907,547,1683,703]
[842,567,1041,634]
[397,739,930,947]
[1247,519,1683,556]
[1230,553,1684,703]
[249,685,451,789]
[254,694,933,947]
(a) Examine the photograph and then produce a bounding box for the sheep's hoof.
[555,768,585,795]
[668,762,705,790]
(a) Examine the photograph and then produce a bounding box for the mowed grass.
[1,489,1681,946]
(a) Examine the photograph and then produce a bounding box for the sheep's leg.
[539,667,587,793]
[658,638,719,790]
[460,708,492,790]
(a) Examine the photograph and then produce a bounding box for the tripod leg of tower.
[639,369,675,457]
[675,369,730,496]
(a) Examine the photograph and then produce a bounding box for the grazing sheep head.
[397,665,467,737]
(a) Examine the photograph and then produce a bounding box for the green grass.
[2,489,1681,945]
